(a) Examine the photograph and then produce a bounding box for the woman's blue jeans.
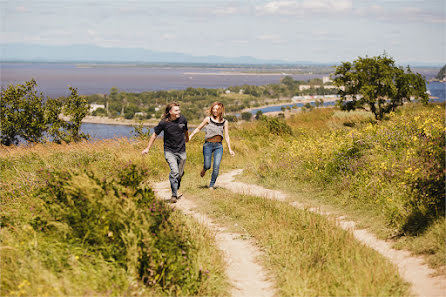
[203,142,223,187]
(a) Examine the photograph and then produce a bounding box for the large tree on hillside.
[333,54,429,120]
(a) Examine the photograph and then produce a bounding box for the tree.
[63,87,90,141]
[435,64,446,81]
[333,54,428,120]
[0,79,89,145]
[241,112,252,121]
[255,110,263,120]
[1,79,47,145]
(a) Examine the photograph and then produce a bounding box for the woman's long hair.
[208,102,225,121]
[162,102,180,121]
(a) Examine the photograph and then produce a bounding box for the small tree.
[255,110,264,120]
[241,112,253,121]
[333,54,428,120]
[63,87,90,142]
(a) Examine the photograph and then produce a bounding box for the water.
[81,123,150,140]
[428,81,446,102]
[1,62,323,98]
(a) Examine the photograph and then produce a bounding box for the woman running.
[189,102,235,189]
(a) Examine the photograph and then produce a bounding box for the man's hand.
[142,148,150,155]
[229,149,235,156]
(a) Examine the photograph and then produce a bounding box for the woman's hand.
[229,149,235,156]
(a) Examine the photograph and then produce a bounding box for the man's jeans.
[203,142,223,187]
[164,150,186,197]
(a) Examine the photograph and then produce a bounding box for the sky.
[1,0,445,64]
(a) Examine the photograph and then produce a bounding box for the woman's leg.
[209,143,223,188]
[202,143,212,176]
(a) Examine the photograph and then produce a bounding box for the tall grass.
[226,103,445,272]
[179,180,410,296]
[0,139,228,296]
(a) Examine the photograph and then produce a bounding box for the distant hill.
[0,43,323,65]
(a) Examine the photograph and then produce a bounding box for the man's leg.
[176,151,187,191]
[164,151,180,197]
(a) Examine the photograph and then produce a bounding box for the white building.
[323,76,333,84]
[134,112,147,117]
[89,103,105,112]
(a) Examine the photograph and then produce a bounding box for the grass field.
[1,102,443,295]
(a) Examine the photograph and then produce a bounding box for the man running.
[142,102,188,202]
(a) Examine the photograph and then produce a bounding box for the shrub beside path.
[153,180,276,297]
[217,169,446,297]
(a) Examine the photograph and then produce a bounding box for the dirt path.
[153,180,275,297]
[217,169,446,297]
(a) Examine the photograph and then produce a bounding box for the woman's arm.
[224,121,235,156]
[188,117,209,141]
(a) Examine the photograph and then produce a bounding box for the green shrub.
[259,116,292,136]
[241,112,252,121]
[32,164,205,294]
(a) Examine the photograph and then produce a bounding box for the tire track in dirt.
[153,180,275,297]
[217,169,446,297]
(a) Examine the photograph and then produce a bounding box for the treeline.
[86,77,338,120]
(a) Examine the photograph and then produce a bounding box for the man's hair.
[208,102,225,120]
[162,102,180,121]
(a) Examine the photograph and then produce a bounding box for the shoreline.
[81,116,155,126]
[80,116,199,128]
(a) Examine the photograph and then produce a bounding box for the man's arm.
[184,130,189,142]
[141,133,158,155]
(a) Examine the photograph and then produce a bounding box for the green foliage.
[240,112,252,121]
[333,54,429,120]
[0,140,227,296]
[85,77,338,121]
[255,110,263,120]
[32,163,207,294]
[225,115,238,122]
[63,87,90,142]
[0,80,90,145]
[258,116,292,136]
[132,121,151,140]
[243,104,444,235]
[435,64,446,80]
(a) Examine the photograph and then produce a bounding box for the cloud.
[257,34,282,42]
[255,0,352,16]
[255,1,444,23]
[301,0,352,11]
[212,6,240,15]
[355,5,446,24]
[161,33,176,40]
